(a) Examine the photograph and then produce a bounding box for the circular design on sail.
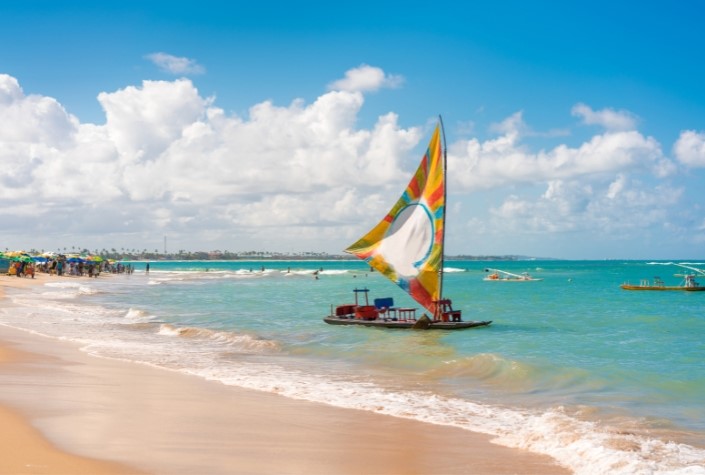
[378,202,434,279]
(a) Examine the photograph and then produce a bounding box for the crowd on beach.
[2,252,136,279]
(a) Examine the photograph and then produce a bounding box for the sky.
[1,0,704,259]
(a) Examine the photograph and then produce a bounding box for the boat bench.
[335,305,356,318]
[397,308,417,321]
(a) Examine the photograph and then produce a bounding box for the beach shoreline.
[1,273,569,474]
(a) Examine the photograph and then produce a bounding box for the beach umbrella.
[11,255,33,263]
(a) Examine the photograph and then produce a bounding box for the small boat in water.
[324,118,491,330]
[324,288,490,329]
[620,275,705,291]
[621,263,705,291]
[483,268,542,282]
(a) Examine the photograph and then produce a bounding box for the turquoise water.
[2,260,704,474]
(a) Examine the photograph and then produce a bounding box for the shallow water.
[2,260,704,474]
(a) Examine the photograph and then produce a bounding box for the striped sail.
[345,123,445,314]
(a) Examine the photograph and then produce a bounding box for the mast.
[438,114,447,301]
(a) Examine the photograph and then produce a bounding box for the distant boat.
[621,263,705,291]
[324,118,491,330]
[483,268,542,282]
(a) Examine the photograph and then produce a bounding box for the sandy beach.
[1,273,569,474]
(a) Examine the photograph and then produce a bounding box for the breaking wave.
[158,323,280,353]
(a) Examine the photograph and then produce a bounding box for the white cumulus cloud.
[145,52,205,75]
[328,64,404,92]
[571,103,638,131]
[673,130,705,167]
[0,72,423,251]
[97,79,209,166]
[449,109,671,191]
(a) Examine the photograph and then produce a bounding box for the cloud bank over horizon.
[1,65,703,258]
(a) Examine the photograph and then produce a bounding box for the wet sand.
[0,274,569,474]
[0,344,142,475]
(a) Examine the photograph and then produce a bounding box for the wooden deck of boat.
[323,317,492,329]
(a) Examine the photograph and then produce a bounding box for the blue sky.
[1,1,704,259]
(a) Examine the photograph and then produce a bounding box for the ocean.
[2,259,704,474]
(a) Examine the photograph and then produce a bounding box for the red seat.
[335,305,356,317]
[433,299,462,322]
[355,305,379,320]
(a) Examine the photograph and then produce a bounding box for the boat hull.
[323,316,492,329]
[620,284,705,291]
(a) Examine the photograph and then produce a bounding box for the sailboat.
[483,268,542,282]
[620,263,705,291]
[324,118,492,330]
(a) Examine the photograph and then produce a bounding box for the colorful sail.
[345,123,445,313]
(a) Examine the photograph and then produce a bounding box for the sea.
[2,259,704,474]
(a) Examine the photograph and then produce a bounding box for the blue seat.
[374,297,394,309]
[374,298,398,319]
